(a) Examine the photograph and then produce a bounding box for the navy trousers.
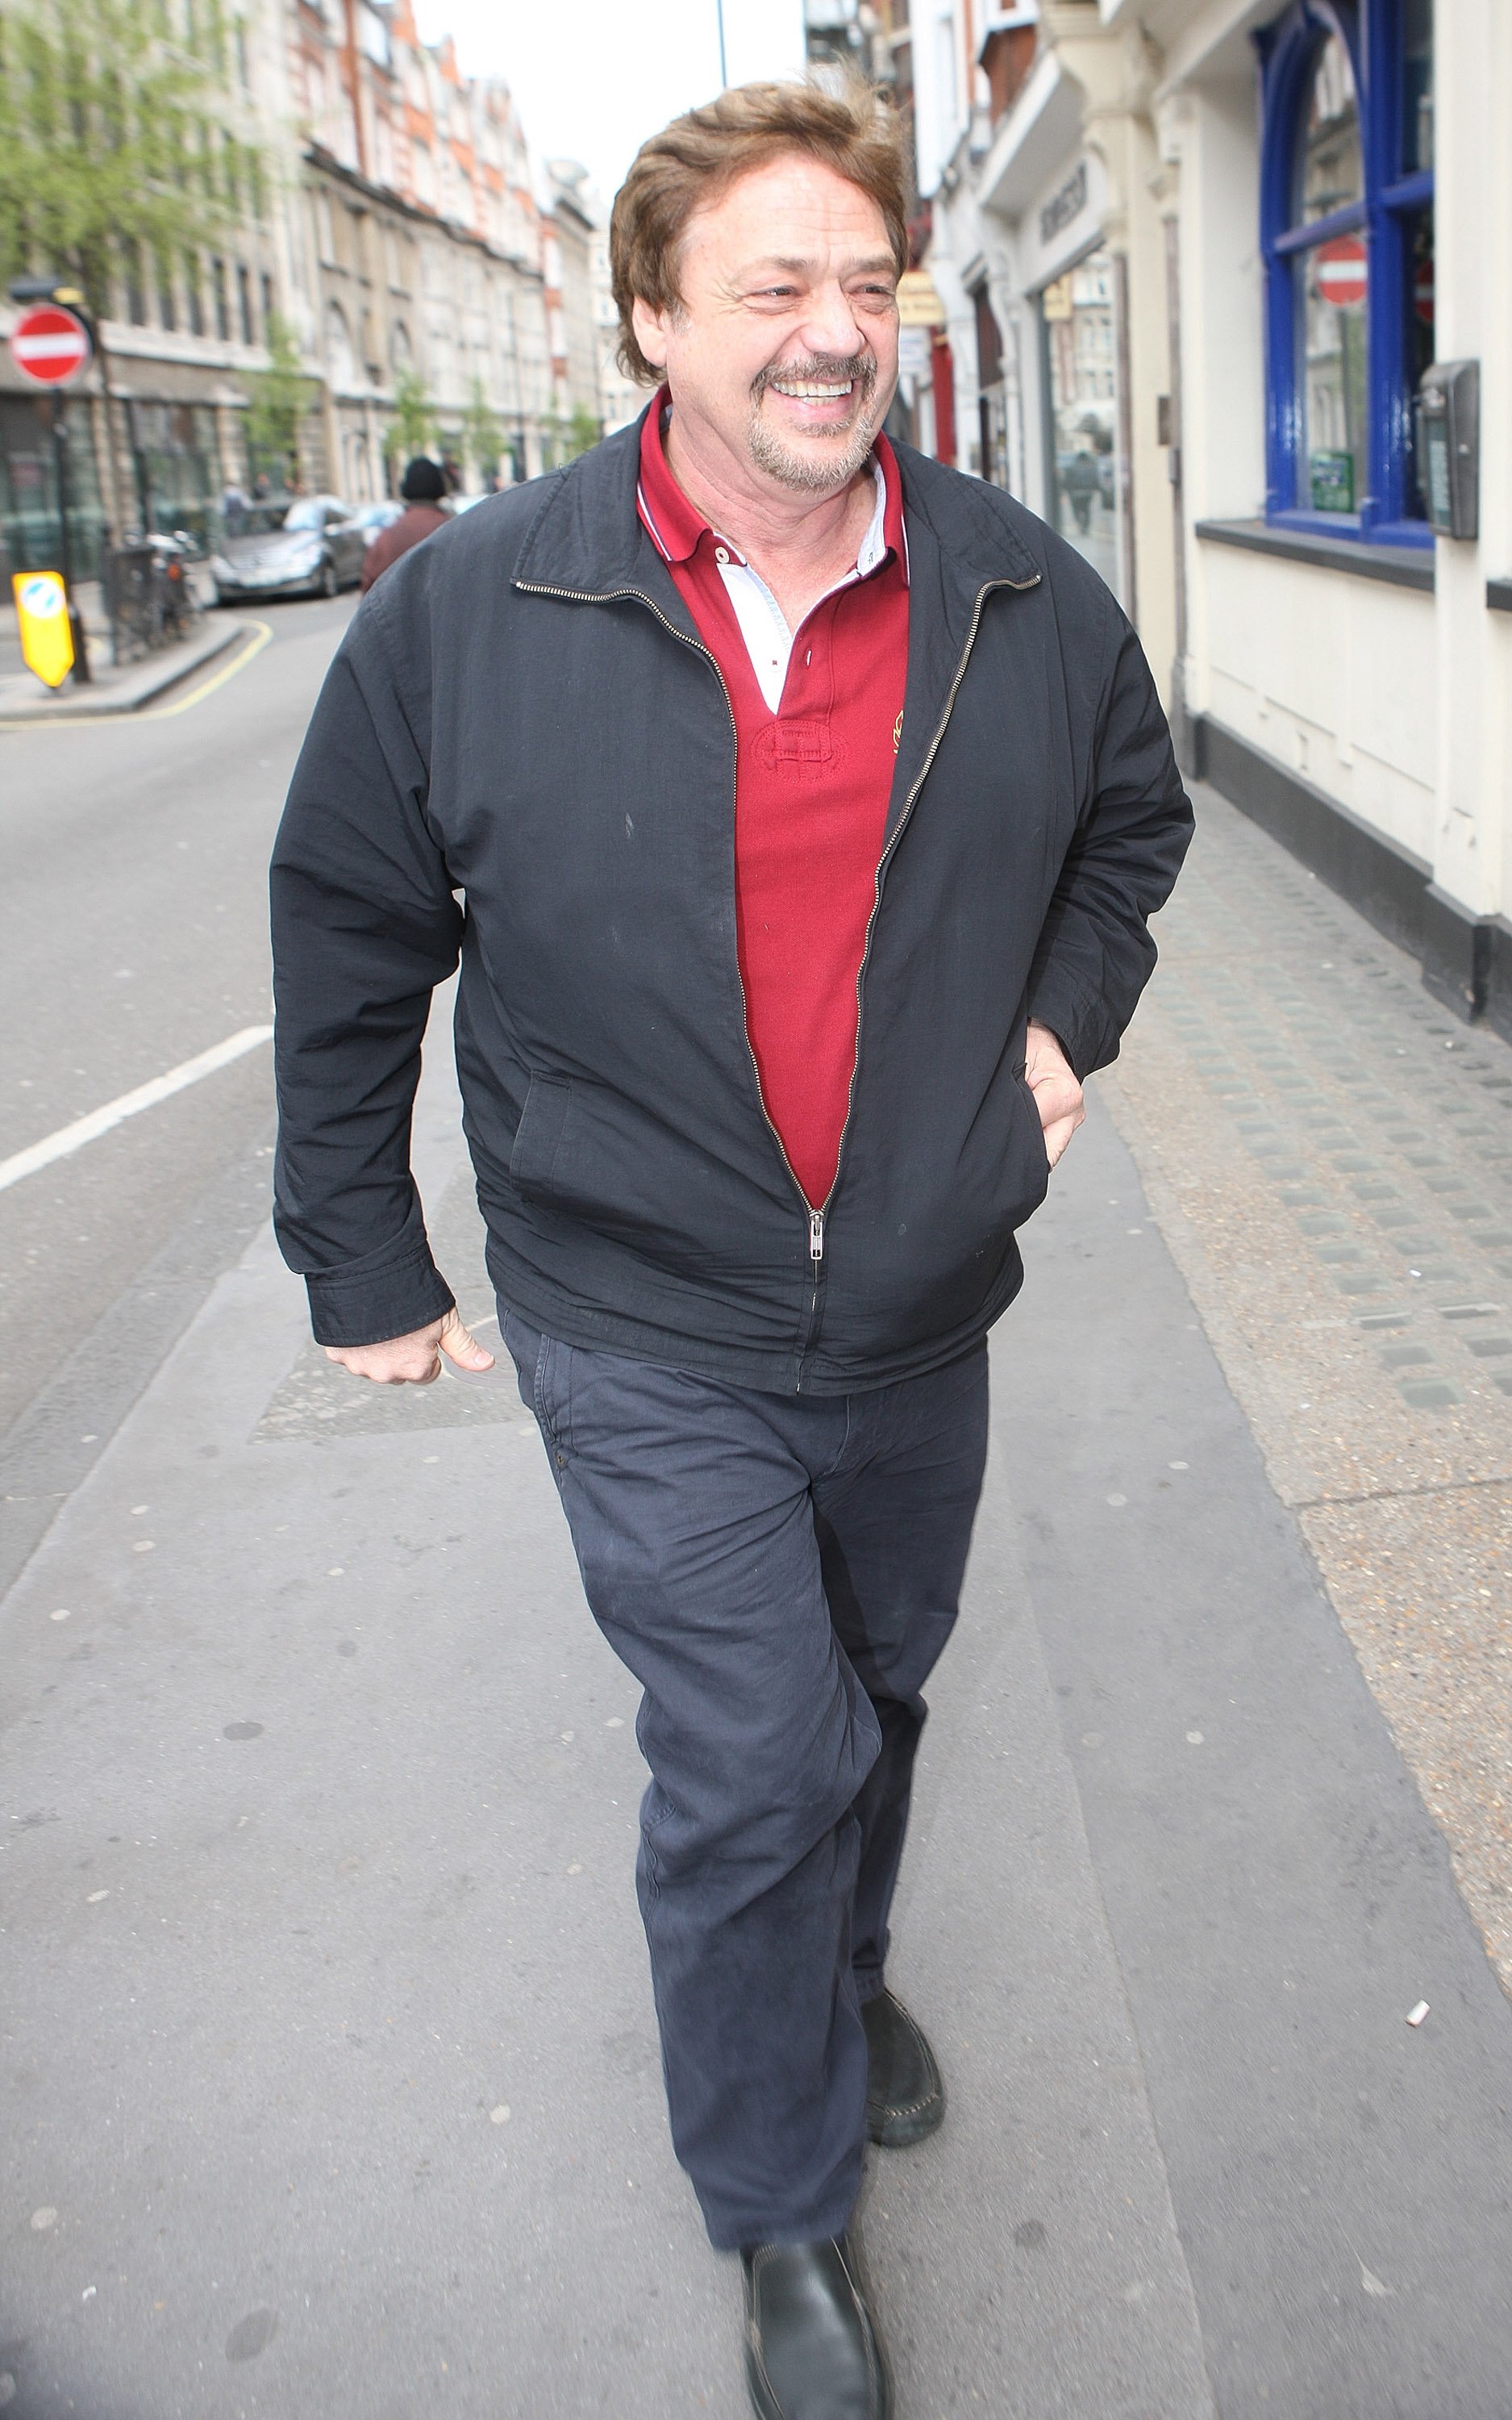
[501,1307,989,2251]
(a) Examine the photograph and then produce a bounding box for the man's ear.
[631,295,672,372]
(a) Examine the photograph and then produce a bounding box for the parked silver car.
[208,495,368,603]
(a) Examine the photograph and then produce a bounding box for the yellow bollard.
[12,570,76,690]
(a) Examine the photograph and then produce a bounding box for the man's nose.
[795,284,868,362]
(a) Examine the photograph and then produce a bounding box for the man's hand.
[1025,1020,1085,1169]
[324,1306,496,1386]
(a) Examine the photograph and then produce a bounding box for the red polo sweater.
[637,400,910,1211]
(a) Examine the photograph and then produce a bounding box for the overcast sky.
[412,0,808,204]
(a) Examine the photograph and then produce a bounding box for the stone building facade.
[1,0,607,583]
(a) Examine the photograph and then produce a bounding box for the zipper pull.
[810,1210,825,1264]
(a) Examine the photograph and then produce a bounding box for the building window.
[325,300,356,390]
[211,257,231,342]
[1260,0,1435,545]
[260,273,276,336]
[237,264,254,347]
[1042,249,1121,597]
[156,252,177,334]
[123,239,148,327]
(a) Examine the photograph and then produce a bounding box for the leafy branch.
[0,0,260,320]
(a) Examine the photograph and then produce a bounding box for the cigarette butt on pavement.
[1406,2001,1430,2028]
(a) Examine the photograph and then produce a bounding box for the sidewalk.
[4,791,1512,2417]
[0,575,245,722]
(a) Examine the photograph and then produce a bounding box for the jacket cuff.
[1027,969,1109,1083]
[305,1249,456,1349]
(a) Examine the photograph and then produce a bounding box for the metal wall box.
[1416,360,1480,540]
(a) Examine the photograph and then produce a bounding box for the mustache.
[752,352,877,403]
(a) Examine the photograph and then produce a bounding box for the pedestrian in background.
[272,76,1191,2420]
[359,456,449,592]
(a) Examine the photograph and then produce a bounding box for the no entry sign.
[10,302,92,387]
[1314,238,1368,309]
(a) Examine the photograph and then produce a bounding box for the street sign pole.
[7,280,95,682]
[48,391,91,683]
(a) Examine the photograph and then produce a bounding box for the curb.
[0,616,250,723]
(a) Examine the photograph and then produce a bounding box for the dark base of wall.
[1192,715,1504,1032]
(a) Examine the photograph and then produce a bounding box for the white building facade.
[912,0,1512,1033]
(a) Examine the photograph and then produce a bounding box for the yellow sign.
[1041,276,1073,322]
[896,269,946,328]
[13,570,75,689]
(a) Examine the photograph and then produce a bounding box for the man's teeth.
[772,379,853,399]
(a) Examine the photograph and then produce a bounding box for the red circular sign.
[1314,236,1368,308]
[10,302,92,388]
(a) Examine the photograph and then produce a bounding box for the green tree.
[540,403,602,469]
[461,375,503,485]
[245,313,314,491]
[0,0,260,322]
[385,368,437,474]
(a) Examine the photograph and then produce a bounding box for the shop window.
[1041,248,1123,600]
[128,399,219,547]
[1259,0,1435,545]
[0,394,106,581]
[970,281,1005,485]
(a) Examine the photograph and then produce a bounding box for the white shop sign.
[1018,150,1109,295]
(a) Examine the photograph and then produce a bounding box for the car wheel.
[319,557,339,600]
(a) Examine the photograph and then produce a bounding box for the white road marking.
[0,1024,273,1194]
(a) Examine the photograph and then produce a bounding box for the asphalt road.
[0,594,355,1446]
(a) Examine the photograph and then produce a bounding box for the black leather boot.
[862,1988,945,2147]
[741,2234,891,2420]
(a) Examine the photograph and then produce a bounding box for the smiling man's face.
[631,152,900,499]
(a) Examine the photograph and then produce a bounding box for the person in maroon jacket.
[359,456,448,591]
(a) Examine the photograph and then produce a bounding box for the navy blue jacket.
[270,415,1192,1393]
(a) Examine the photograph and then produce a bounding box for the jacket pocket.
[510,1074,573,1200]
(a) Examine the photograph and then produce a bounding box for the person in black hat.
[360,457,450,592]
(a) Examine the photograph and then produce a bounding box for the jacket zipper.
[802,569,1043,1368]
[515,562,1042,1385]
[515,576,823,1347]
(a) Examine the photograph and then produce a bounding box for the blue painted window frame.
[1257,0,1434,549]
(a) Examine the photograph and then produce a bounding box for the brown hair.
[609,77,909,386]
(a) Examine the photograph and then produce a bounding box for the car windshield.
[225,501,312,538]
[283,499,331,532]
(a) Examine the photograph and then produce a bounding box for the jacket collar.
[514,401,1043,847]
[513,398,1041,602]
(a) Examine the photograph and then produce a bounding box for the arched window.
[325,299,356,390]
[1259,0,1435,544]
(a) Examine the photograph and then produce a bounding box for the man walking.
[359,455,449,591]
[271,78,1191,2420]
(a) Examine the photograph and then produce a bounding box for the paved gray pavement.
[1105,790,1512,1996]
[0,612,248,724]
[0,592,354,1496]
[7,940,1512,2415]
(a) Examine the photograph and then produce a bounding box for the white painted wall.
[1171,0,1512,929]
[1200,544,1439,866]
